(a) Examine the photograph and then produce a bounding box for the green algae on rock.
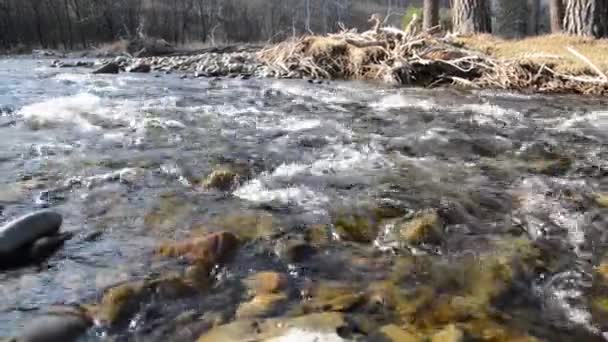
[334,214,378,243]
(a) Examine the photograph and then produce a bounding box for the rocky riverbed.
[52,50,305,80]
[1,57,608,341]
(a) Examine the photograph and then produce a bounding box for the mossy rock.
[399,209,444,245]
[201,167,239,191]
[93,275,201,326]
[334,214,378,243]
[94,281,147,325]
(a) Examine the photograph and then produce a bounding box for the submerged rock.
[398,209,443,245]
[0,210,62,255]
[298,282,364,313]
[244,271,288,295]
[157,231,240,266]
[92,275,200,326]
[211,212,277,241]
[236,293,288,318]
[201,168,239,191]
[334,214,378,243]
[16,313,91,342]
[92,62,120,74]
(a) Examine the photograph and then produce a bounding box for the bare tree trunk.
[423,0,440,30]
[453,0,491,34]
[550,0,564,32]
[527,0,540,35]
[563,0,606,37]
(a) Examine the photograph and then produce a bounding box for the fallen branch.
[566,46,608,82]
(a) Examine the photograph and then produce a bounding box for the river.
[0,57,607,341]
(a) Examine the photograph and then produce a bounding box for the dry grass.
[456,34,608,76]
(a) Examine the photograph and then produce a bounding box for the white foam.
[19,93,103,131]
[558,110,608,131]
[371,94,436,110]
[267,328,346,342]
[273,163,309,177]
[267,118,322,132]
[234,179,329,213]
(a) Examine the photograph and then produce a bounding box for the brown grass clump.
[457,34,608,75]
[257,18,608,95]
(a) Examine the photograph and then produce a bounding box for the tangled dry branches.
[257,16,608,95]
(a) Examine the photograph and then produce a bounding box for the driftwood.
[257,16,608,95]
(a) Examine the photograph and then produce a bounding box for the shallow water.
[0,57,608,340]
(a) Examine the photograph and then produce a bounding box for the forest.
[1,0,606,53]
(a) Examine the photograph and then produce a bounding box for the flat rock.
[16,314,91,342]
[0,210,62,254]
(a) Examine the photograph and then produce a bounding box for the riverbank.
[69,30,608,96]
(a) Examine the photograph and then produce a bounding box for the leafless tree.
[563,0,607,37]
[423,0,440,30]
[453,0,492,34]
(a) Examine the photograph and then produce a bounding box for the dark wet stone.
[284,241,317,263]
[92,62,120,74]
[16,314,91,342]
[0,210,62,254]
[28,232,73,262]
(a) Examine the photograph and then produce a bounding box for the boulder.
[16,314,91,342]
[0,210,62,255]
[92,62,120,74]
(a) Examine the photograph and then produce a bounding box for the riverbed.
[1,57,608,341]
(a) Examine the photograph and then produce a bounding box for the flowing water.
[1,57,608,341]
